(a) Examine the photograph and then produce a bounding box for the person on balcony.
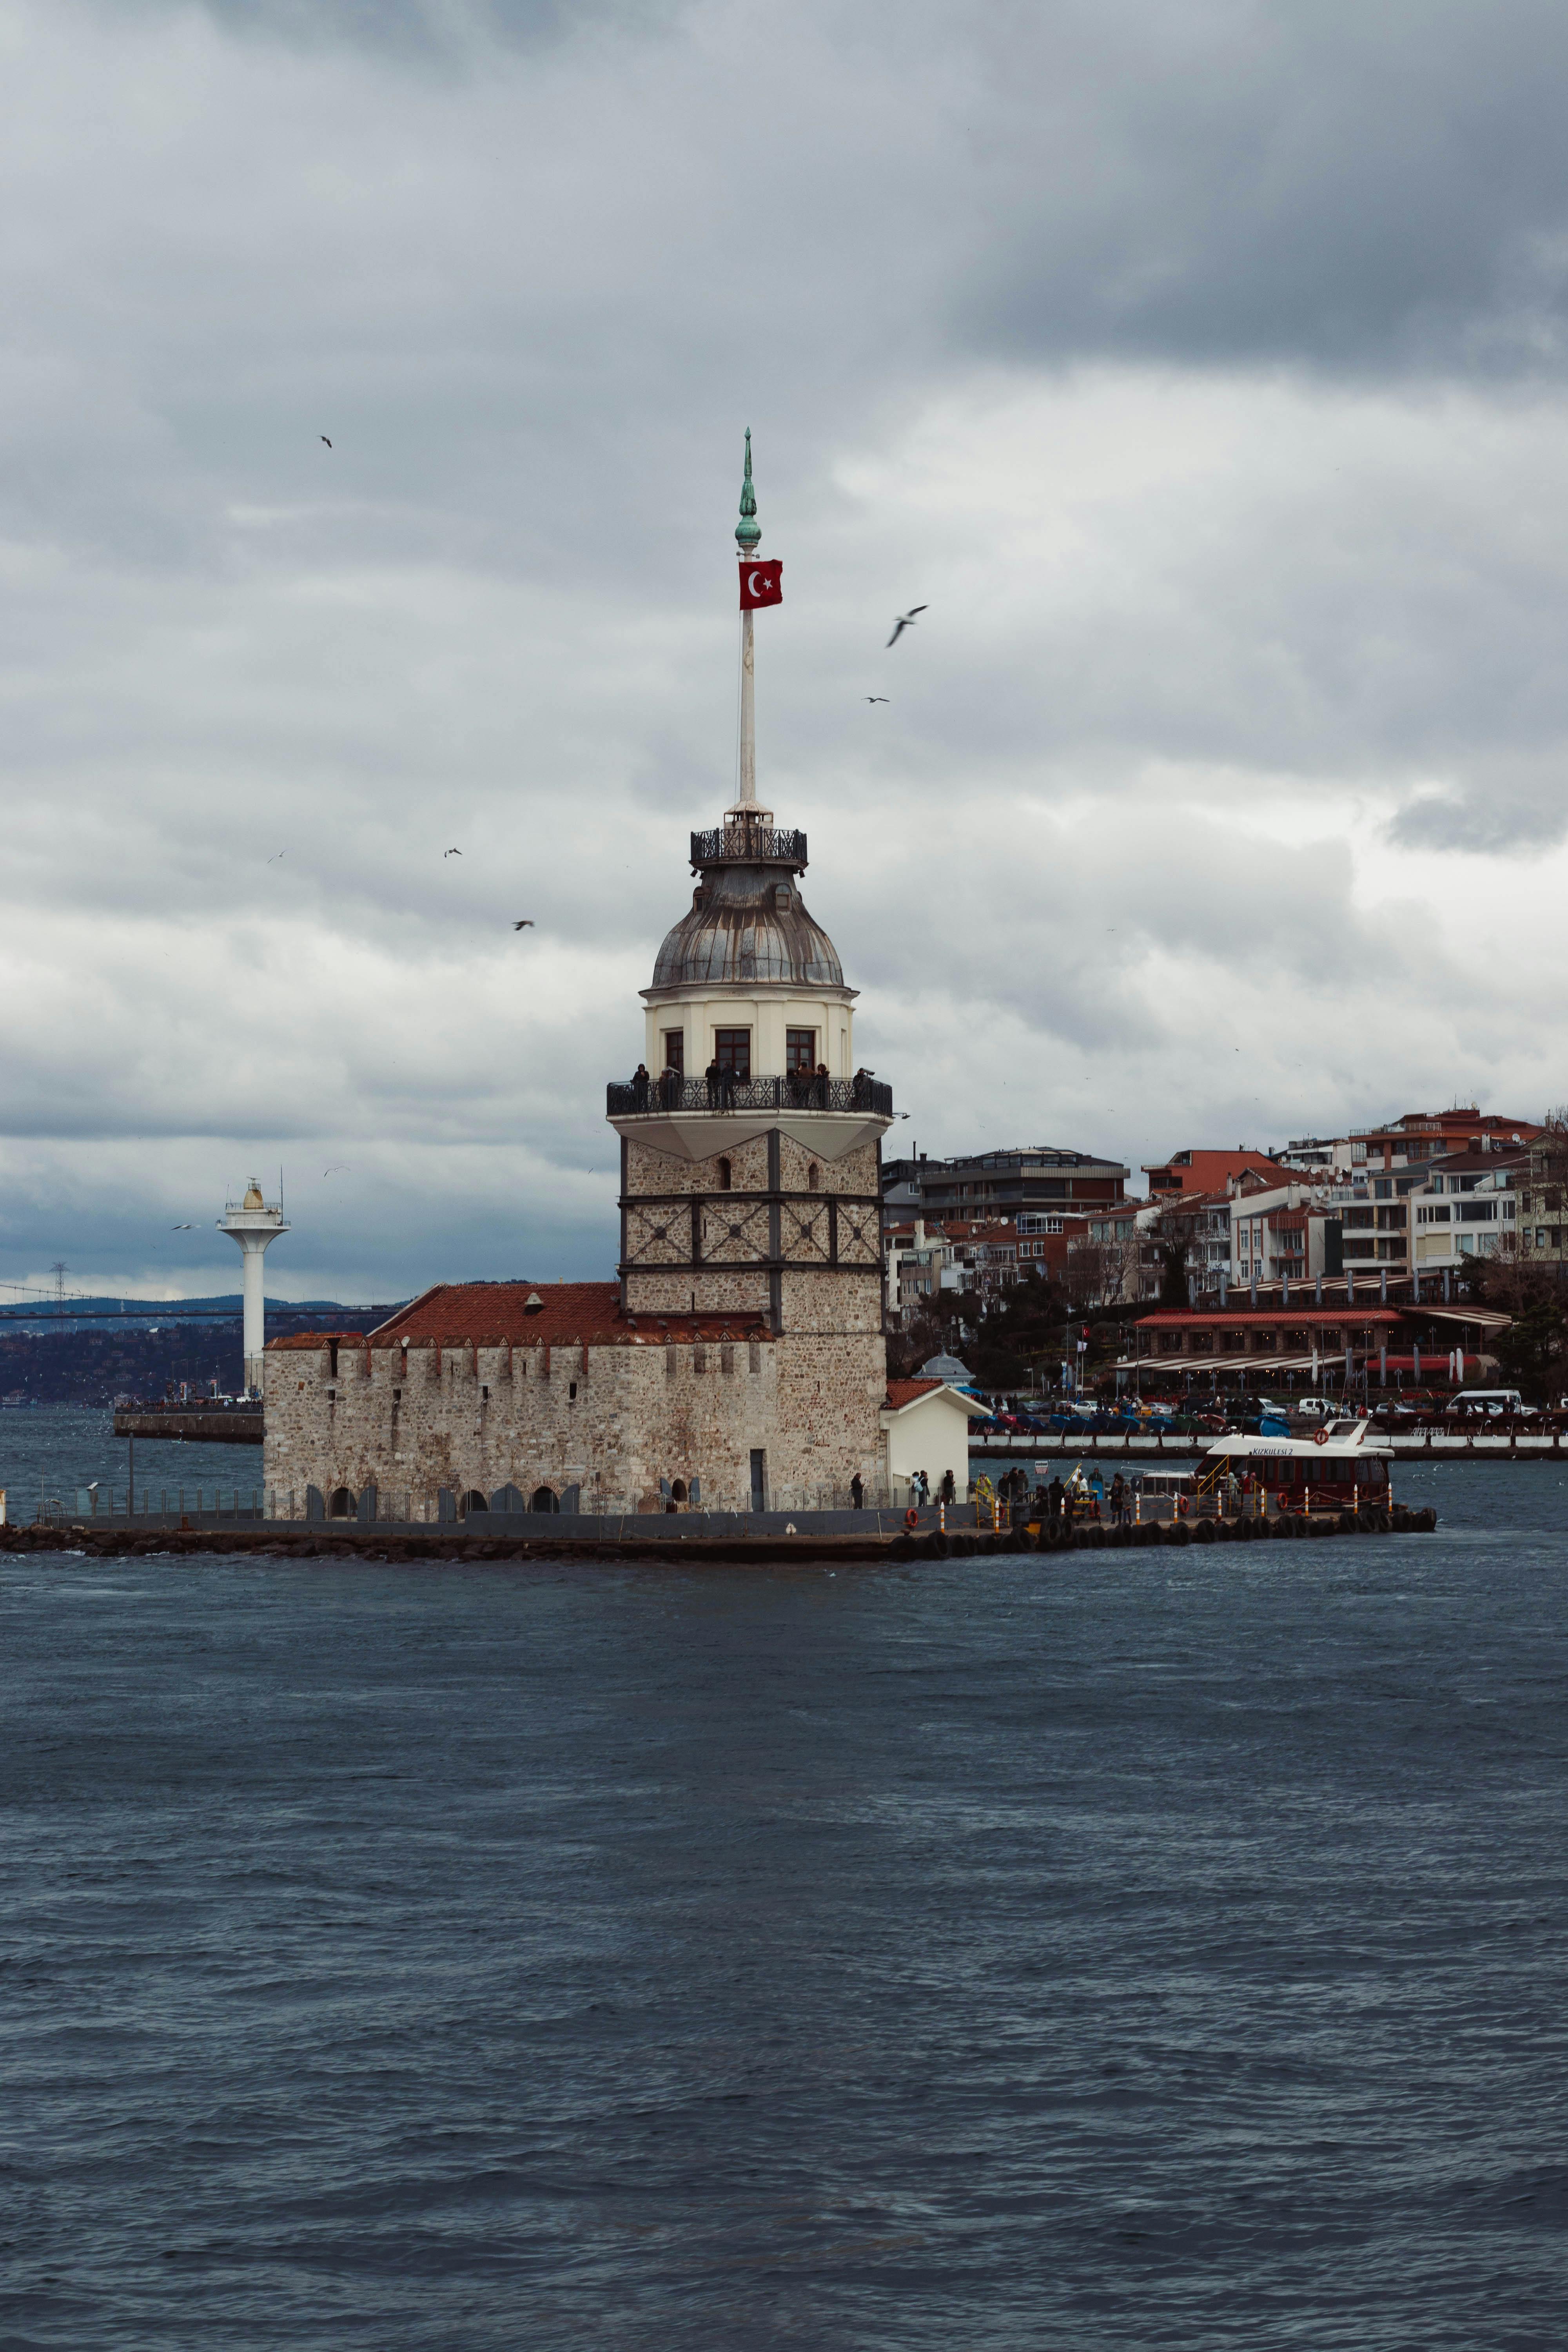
[706,1055,722,1109]
[632,1063,651,1109]
[660,1064,681,1110]
[814,1060,830,1107]
[852,1066,872,1108]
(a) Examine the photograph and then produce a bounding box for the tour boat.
[1200,1416,1392,1504]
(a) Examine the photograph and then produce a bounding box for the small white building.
[880,1378,974,1504]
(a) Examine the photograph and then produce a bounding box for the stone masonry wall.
[617,1127,886,1487]
[263,1328,883,1511]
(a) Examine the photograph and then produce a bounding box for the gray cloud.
[1,0,1566,1302]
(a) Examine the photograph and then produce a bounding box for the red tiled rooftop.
[267,1280,770,1351]
[884,1378,946,1410]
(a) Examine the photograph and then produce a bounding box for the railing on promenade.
[608,1074,893,1119]
[31,1478,968,1528]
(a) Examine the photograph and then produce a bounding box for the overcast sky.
[4,0,1568,1303]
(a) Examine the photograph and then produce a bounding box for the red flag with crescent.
[739,559,783,610]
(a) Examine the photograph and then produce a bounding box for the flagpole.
[736,428,760,809]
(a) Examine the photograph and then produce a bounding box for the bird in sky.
[267,849,287,862]
[171,1223,194,1231]
[321,436,332,448]
[863,695,889,704]
[444,847,461,858]
[886,606,927,647]
[512,919,535,930]
[322,1165,350,1178]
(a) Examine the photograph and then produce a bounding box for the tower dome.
[653,858,843,989]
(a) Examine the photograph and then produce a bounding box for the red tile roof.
[884,1377,946,1410]
[1144,1150,1293,1193]
[266,1281,770,1352]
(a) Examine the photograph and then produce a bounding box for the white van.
[1452,1389,1525,1417]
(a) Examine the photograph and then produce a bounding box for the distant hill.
[0,1301,408,1408]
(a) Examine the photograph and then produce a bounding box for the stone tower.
[606,435,893,1493]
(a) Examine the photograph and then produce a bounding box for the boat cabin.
[1201,1419,1391,1499]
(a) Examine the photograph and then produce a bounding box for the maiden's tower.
[264,440,900,1515]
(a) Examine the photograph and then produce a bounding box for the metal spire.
[736,430,762,805]
[735,427,760,552]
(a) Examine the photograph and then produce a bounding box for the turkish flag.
[739,558,783,610]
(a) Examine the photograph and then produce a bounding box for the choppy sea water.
[3,1459,1566,2349]
[0,1405,264,1522]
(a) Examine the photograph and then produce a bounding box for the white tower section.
[218,1179,288,1395]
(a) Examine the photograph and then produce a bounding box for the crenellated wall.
[263,1322,880,1512]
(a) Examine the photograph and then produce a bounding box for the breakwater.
[0,1501,1437,1564]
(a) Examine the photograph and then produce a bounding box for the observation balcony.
[607,1071,894,1165]
[690,823,807,872]
[610,1074,891,1120]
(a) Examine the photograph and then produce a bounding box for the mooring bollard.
[938,1500,947,1535]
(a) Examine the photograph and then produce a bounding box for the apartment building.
[1516,1130,1568,1279]
[882,1145,1129,1221]
[1408,1152,1524,1275]
[1232,1183,1348,1286]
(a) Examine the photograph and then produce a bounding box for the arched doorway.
[670,1477,687,1503]
[328,1486,355,1518]
[530,1485,559,1513]
[461,1489,488,1517]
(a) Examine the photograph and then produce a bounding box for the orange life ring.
[1176,1495,1190,1518]
[1313,1428,1329,1447]
[904,1507,920,1529]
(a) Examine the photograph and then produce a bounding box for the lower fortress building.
[262,443,972,1515]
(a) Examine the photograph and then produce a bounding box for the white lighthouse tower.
[218,1179,288,1396]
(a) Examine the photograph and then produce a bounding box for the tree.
[887,1282,968,1380]
[1475,1260,1568,1401]
[1065,1240,1121,1309]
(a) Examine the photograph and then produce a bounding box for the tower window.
[718,1157,732,1191]
[662,1030,684,1076]
[715,1029,750,1078]
[808,1163,820,1191]
[786,1028,816,1075]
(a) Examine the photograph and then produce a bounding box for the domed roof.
[652,862,844,989]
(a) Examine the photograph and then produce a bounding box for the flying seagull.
[321,436,332,448]
[171,1223,194,1230]
[267,849,287,862]
[886,606,927,648]
[444,847,461,857]
[512,919,535,930]
[863,696,889,704]
[322,1165,350,1178]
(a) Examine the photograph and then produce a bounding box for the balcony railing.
[609,1074,893,1119]
[690,825,807,869]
